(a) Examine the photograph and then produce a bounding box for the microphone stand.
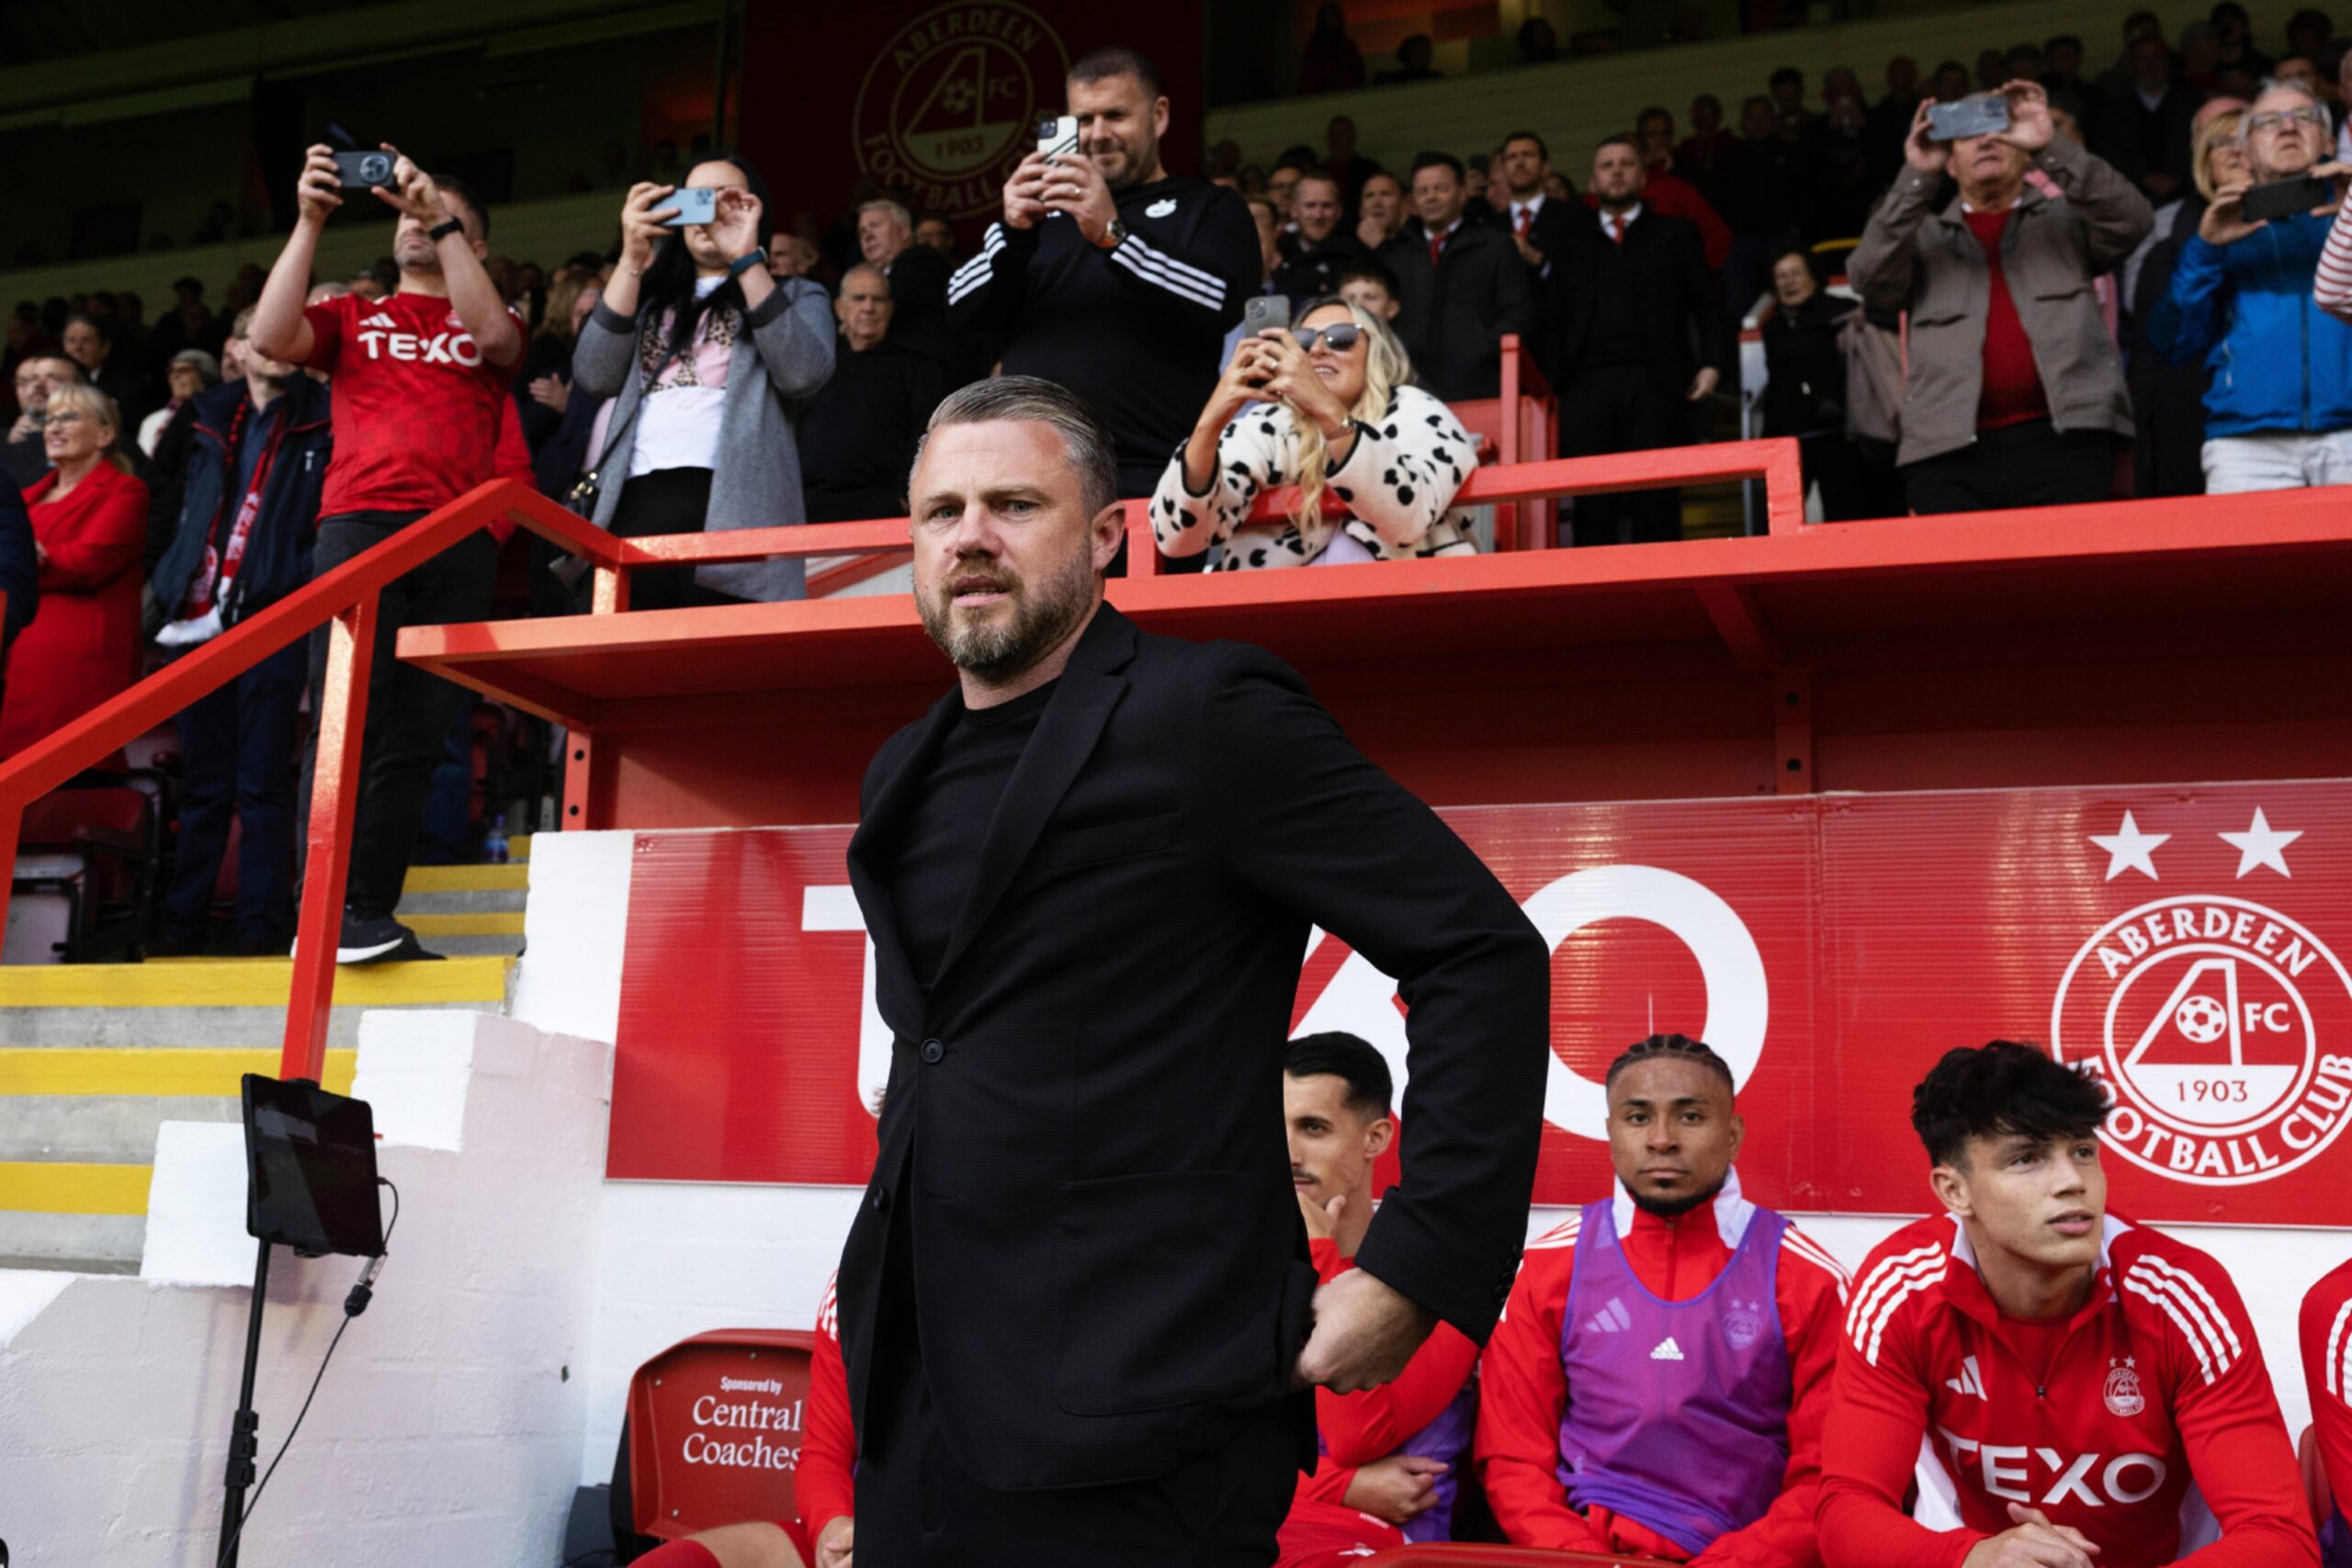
[217,1236,271,1568]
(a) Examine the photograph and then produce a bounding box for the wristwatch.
[725,248,768,280]
[426,217,465,243]
[1094,217,1129,252]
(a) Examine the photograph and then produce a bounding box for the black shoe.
[335,911,440,965]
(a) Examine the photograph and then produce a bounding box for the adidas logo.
[360,311,396,328]
[1944,1354,1986,1399]
[1586,1298,1633,1336]
[1649,1337,1685,1362]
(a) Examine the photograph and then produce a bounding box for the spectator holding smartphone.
[950,46,1260,498]
[2152,78,2352,491]
[572,155,834,608]
[1150,295,1478,570]
[1850,82,2152,513]
[249,141,523,964]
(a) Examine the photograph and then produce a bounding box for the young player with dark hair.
[1820,1041,2316,1568]
[1275,1032,1483,1562]
[1476,1033,1849,1564]
[2301,1258,2352,1568]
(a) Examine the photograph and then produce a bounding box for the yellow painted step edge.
[401,863,527,893]
[401,911,525,938]
[0,1160,151,1216]
[0,1048,357,1098]
[0,956,513,1009]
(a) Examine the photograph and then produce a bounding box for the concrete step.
[0,1211,145,1272]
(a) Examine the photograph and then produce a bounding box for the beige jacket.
[1849,134,2154,466]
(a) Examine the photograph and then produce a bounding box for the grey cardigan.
[571,276,835,602]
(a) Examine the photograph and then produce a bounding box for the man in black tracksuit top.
[947,45,1260,499]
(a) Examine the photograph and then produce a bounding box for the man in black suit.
[1544,135,1732,546]
[859,197,957,367]
[1377,152,1535,400]
[838,376,1552,1563]
[1272,170,1367,299]
[1495,130,1581,292]
[2094,33,2195,202]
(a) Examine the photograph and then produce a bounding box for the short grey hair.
[858,198,913,231]
[912,376,1119,522]
[2243,75,2331,141]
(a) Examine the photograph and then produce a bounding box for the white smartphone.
[1036,115,1080,161]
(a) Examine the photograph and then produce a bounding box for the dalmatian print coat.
[1149,385,1482,570]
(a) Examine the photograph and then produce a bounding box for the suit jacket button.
[921,1038,944,1064]
[871,1188,890,1212]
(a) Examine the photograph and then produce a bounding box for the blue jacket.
[151,377,331,629]
[0,468,35,647]
[2148,212,2352,435]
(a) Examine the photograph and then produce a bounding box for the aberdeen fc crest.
[2052,807,2352,1187]
[854,1,1070,220]
[2103,1358,2145,1417]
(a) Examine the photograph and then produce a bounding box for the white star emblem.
[2089,811,2168,881]
[2219,807,2301,878]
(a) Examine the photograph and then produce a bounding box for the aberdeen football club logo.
[853,1,1070,220]
[2051,809,2352,1186]
[2103,1358,2145,1416]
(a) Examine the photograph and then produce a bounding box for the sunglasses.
[1292,322,1363,353]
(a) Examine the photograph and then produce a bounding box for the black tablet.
[241,1075,386,1258]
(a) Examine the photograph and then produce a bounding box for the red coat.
[0,462,148,759]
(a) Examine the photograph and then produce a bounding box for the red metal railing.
[0,439,1806,1085]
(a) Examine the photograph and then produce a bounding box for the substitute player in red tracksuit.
[1820,1041,2315,1568]
[1276,1032,1484,1566]
[1476,1033,1849,1564]
[635,1272,857,1568]
[2304,1258,2352,1568]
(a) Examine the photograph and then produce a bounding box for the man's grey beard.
[918,542,1096,683]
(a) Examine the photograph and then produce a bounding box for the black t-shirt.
[886,678,1058,990]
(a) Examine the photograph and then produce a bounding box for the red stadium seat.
[2306,1424,2335,1530]
[622,1328,815,1544]
[1365,1548,1679,1567]
[14,779,160,962]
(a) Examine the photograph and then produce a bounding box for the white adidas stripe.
[1121,232,1224,292]
[2135,1254,2242,1359]
[2125,1267,2218,1384]
[2125,1262,2234,1382]
[1848,1243,1944,1343]
[1864,1269,1940,1364]
[1110,243,1223,310]
[945,226,1006,305]
[2326,1296,2352,1402]
[1781,1231,1849,1281]
[1528,1216,1582,1251]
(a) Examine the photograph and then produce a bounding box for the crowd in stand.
[8,12,2352,954]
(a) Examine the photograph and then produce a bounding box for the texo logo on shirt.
[356,329,483,367]
[1935,1427,2167,1506]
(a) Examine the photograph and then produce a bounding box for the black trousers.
[164,640,306,943]
[855,1198,1297,1566]
[609,466,729,611]
[1900,419,2113,515]
[299,512,497,918]
[1562,364,1690,547]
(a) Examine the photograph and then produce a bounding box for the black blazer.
[1376,219,1535,401]
[1542,208,1733,400]
[836,604,1551,1491]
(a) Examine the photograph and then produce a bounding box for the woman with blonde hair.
[0,383,148,757]
[1152,296,1479,569]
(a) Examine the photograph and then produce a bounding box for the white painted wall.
[0,1010,614,1567]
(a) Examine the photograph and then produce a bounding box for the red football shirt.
[799,1270,856,1543]
[2301,1258,2352,1537]
[301,289,519,519]
[1820,1212,2315,1568]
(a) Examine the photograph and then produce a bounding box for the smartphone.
[1037,115,1080,161]
[2240,174,2334,221]
[1244,294,1292,339]
[333,150,397,190]
[662,187,718,228]
[1927,96,2010,141]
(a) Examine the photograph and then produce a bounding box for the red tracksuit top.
[2303,1257,2352,1535]
[1278,1237,1484,1562]
[1820,1212,2316,1568]
[1473,1171,1850,1565]
[799,1271,856,1543]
